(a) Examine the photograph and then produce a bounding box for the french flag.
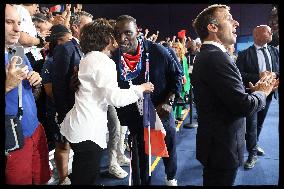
[143,93,169,158]
[50,5,64,13]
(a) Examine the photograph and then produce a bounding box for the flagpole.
[129,141,132,186]
[148,117,151,177]
[145,52,152,178]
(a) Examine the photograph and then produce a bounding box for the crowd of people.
[5,3,279,186]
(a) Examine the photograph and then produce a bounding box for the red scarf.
[122,43,141,71]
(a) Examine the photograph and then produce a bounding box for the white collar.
[203,41,227,52]
[254,43,268,50]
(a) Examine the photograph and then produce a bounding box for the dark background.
[41,4,273,40]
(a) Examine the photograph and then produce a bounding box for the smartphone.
[8,46,25,68]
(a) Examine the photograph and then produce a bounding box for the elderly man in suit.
[191,4,277,186]
[236,25,279,169]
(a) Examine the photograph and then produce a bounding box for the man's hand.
[140,82,154,93]
[44,42,49,50]
[271,72,277,79]
[77,4,82,12]
[166,37,170,43]
[74,4,82,13]
[172,35,176,42]
[259,71,270,79]
[5,56,29,93]
[70,66,80,92]
[272,78,279,91]
[144,28,149,38]
[249,73,276,96]
[27,71,42,87]
[259,71,277,80]
[156,103,172,119]
[156,93,175,119]
[52,14,65,25]
[40,30,51,38]
[66,4,71,13]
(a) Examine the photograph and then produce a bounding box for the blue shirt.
[5,53,39,137]
[254,44,273,73]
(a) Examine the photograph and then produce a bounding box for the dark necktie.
[260,47,271,71]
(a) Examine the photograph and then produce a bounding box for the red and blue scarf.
[119,37,144,81]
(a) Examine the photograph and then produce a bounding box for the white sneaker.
[109,164,128,179]
[117,155,130,166]
[165,178,178,186]
[59,177,71,185]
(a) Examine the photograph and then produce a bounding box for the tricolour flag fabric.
[50,5,64,13]
[143,93,169,157]
[178,29,186,40]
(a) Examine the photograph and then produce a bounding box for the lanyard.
[145,52,149,82]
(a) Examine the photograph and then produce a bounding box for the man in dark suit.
[236,25,279,169]
[191,4,277,186]
[51,24,84,185]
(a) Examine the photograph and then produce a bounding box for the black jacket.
[192,44,266,169]
[113,39,182,128]
[52,38,83,123]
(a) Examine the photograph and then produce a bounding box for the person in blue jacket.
[113,15,183,186]
[51,24,84,185]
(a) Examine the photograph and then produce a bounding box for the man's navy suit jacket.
[236,45,279,97]
[192,44,266,169]
[52,38,83,123]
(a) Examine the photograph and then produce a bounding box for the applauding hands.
[249,71,279,96]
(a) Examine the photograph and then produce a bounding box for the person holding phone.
[5,56,29,94]
[5,4,51,185]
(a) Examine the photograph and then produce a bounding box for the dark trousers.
[203,167,238,186]
[128,111,177,185]
[161,112,177,180]
[245,94,272,156]
[70,140,102,185]
[128,133,149,185]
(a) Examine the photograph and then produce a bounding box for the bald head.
[253,25,272,46]
[5,4,21,47]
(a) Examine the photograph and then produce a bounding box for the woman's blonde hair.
[172,42,186,61]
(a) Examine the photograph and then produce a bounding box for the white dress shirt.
[60,51,144,148]
[203,41,227,52]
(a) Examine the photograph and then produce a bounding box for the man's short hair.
[116,15,136,25]
[70,11,93,26]
[32,12,48,23]
[80,18,114,54]
[193,4,230,42]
